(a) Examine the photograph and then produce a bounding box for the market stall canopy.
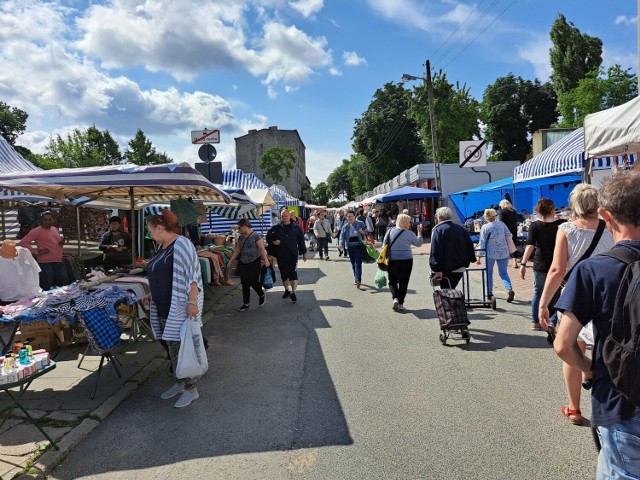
[585,96,640,159]
[375,186,441,203]
[244,189,276,209]
[449,174,581,222]
[0,162,232,205]
[513,127,635,183]
[0,135,54,202]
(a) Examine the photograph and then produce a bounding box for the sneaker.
[507,290,515,303]
[392,299,399,311]
[290,292,297,303]
[398,304,405,312]
[174,388,199,408]
[238,304,249,312]
[160,383,184,400]
[282,290,291,299]
[259,295,265,306]
[325,256,330,261]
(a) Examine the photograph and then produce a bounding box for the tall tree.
[549,14,603,96]
[43,125,122,168]
[327,160,353,201]
[124,129,168,165]
[310,181,330,205]
[556,65,638,128]
[352,82,423,184]
[0,101,28,145]
[481,74,557,161]
[258,146,295,185]
[408,70,481,164]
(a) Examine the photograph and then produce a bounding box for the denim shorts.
[596,415,640,479]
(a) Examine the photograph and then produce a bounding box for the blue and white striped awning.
[514,127,636,183]
[0,136,40,173]
[269,184,299,207]
[222,169,268,190]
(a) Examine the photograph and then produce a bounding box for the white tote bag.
[176,318,209,379]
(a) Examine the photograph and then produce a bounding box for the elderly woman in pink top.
[18,211,69,291]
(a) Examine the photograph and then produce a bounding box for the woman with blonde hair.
[538,184,614,425]
[475,208,515,302]
[382,213,423,311]
[499,199,519,268]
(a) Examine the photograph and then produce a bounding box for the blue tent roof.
[449,174,581,222]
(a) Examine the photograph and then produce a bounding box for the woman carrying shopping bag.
[227,219,271,312]
[147,209,204,408]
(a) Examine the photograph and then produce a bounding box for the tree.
[327,160,353,201]
[0,101,28,145]
[43,125,122,168]
[352,82,423,185]
[556,65,638,128]
[258,146,296,185]
[310,181,330,205]
[408,70,481,164]
[550,14,603,96]
[124,129,169,165]
[481,74,558,161]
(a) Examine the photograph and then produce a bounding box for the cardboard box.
[16,330,58,353]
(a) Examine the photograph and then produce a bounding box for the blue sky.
[0,1,637,186]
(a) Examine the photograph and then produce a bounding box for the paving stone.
[0,418,23,435]
[35,418,100,475]
[0,452,33,480]
[45,411,80,423]
[11,409,48,420]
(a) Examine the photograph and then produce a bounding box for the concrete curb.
[7,283,241,479]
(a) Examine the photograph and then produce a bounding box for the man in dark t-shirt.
[554,171,640,479]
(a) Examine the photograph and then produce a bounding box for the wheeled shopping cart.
[430,276,471,345]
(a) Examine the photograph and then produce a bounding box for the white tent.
[585,96,640,159]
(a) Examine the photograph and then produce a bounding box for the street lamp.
[401,61,442,194]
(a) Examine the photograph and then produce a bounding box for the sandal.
[562,405,583,425]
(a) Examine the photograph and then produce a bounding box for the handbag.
[176,318,209,379]
[261,266,274,289]
[377,230,405,271]
[361,239,379,263]
[322,222,333,243]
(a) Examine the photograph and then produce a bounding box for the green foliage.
[124,129,170,165]
[556,65,638,128]
[352,82,423,184]
[0,101,28,145]
[550,14,603,96]
[310,181,330,205]
[408,70,481,164]
[327,160,353,200]
[43,125,122,168]
[481,74,558,161]
[258,146,296,185]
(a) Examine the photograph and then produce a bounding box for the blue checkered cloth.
[80,307,122,354]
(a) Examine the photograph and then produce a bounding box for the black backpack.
[600,247,640,405]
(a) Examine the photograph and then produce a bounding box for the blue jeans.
[347,244,364,282]
[485,257,511,294]
[596,415,640,479]
[531,270,546,324]
[39,262,69,291]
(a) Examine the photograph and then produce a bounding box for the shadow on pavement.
[463,328,552,351]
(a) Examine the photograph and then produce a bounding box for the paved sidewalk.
[0,282,240,480]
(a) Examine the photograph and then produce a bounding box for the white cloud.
[614,15,637,26]
[366,0,434,31]
[329,67,342,76]
[517,37,552,81]
[603,48,637,73]
[289,0,324,18]
[343,51,367,67]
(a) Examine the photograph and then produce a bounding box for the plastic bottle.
[4,354,12,372]
[24,341,32,357]
[19,348,28,365]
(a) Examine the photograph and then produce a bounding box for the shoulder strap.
[601,246,640,265]
[563,219,607,284]
[388,229,405,248]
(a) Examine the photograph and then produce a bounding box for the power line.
[430,0,488,59]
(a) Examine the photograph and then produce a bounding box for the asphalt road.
[51,247,598,480]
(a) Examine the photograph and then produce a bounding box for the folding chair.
[76,307,124,399]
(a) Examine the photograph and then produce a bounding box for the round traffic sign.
[198,144,217,162]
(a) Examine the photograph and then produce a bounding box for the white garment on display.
[0,247,42,302]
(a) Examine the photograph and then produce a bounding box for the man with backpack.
[554,171,640,479]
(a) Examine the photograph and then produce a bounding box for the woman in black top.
[499,200,519,268]
[519,198,566,330]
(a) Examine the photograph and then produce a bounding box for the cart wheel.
[461,329,470,344]
[491,297,497,310]
[439,333,446,345]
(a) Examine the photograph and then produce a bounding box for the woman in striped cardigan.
[147,209,204,408]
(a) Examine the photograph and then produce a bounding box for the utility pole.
[425,60,442,194]
[638,0,639,92]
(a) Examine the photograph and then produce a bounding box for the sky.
[0,0,637,187]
